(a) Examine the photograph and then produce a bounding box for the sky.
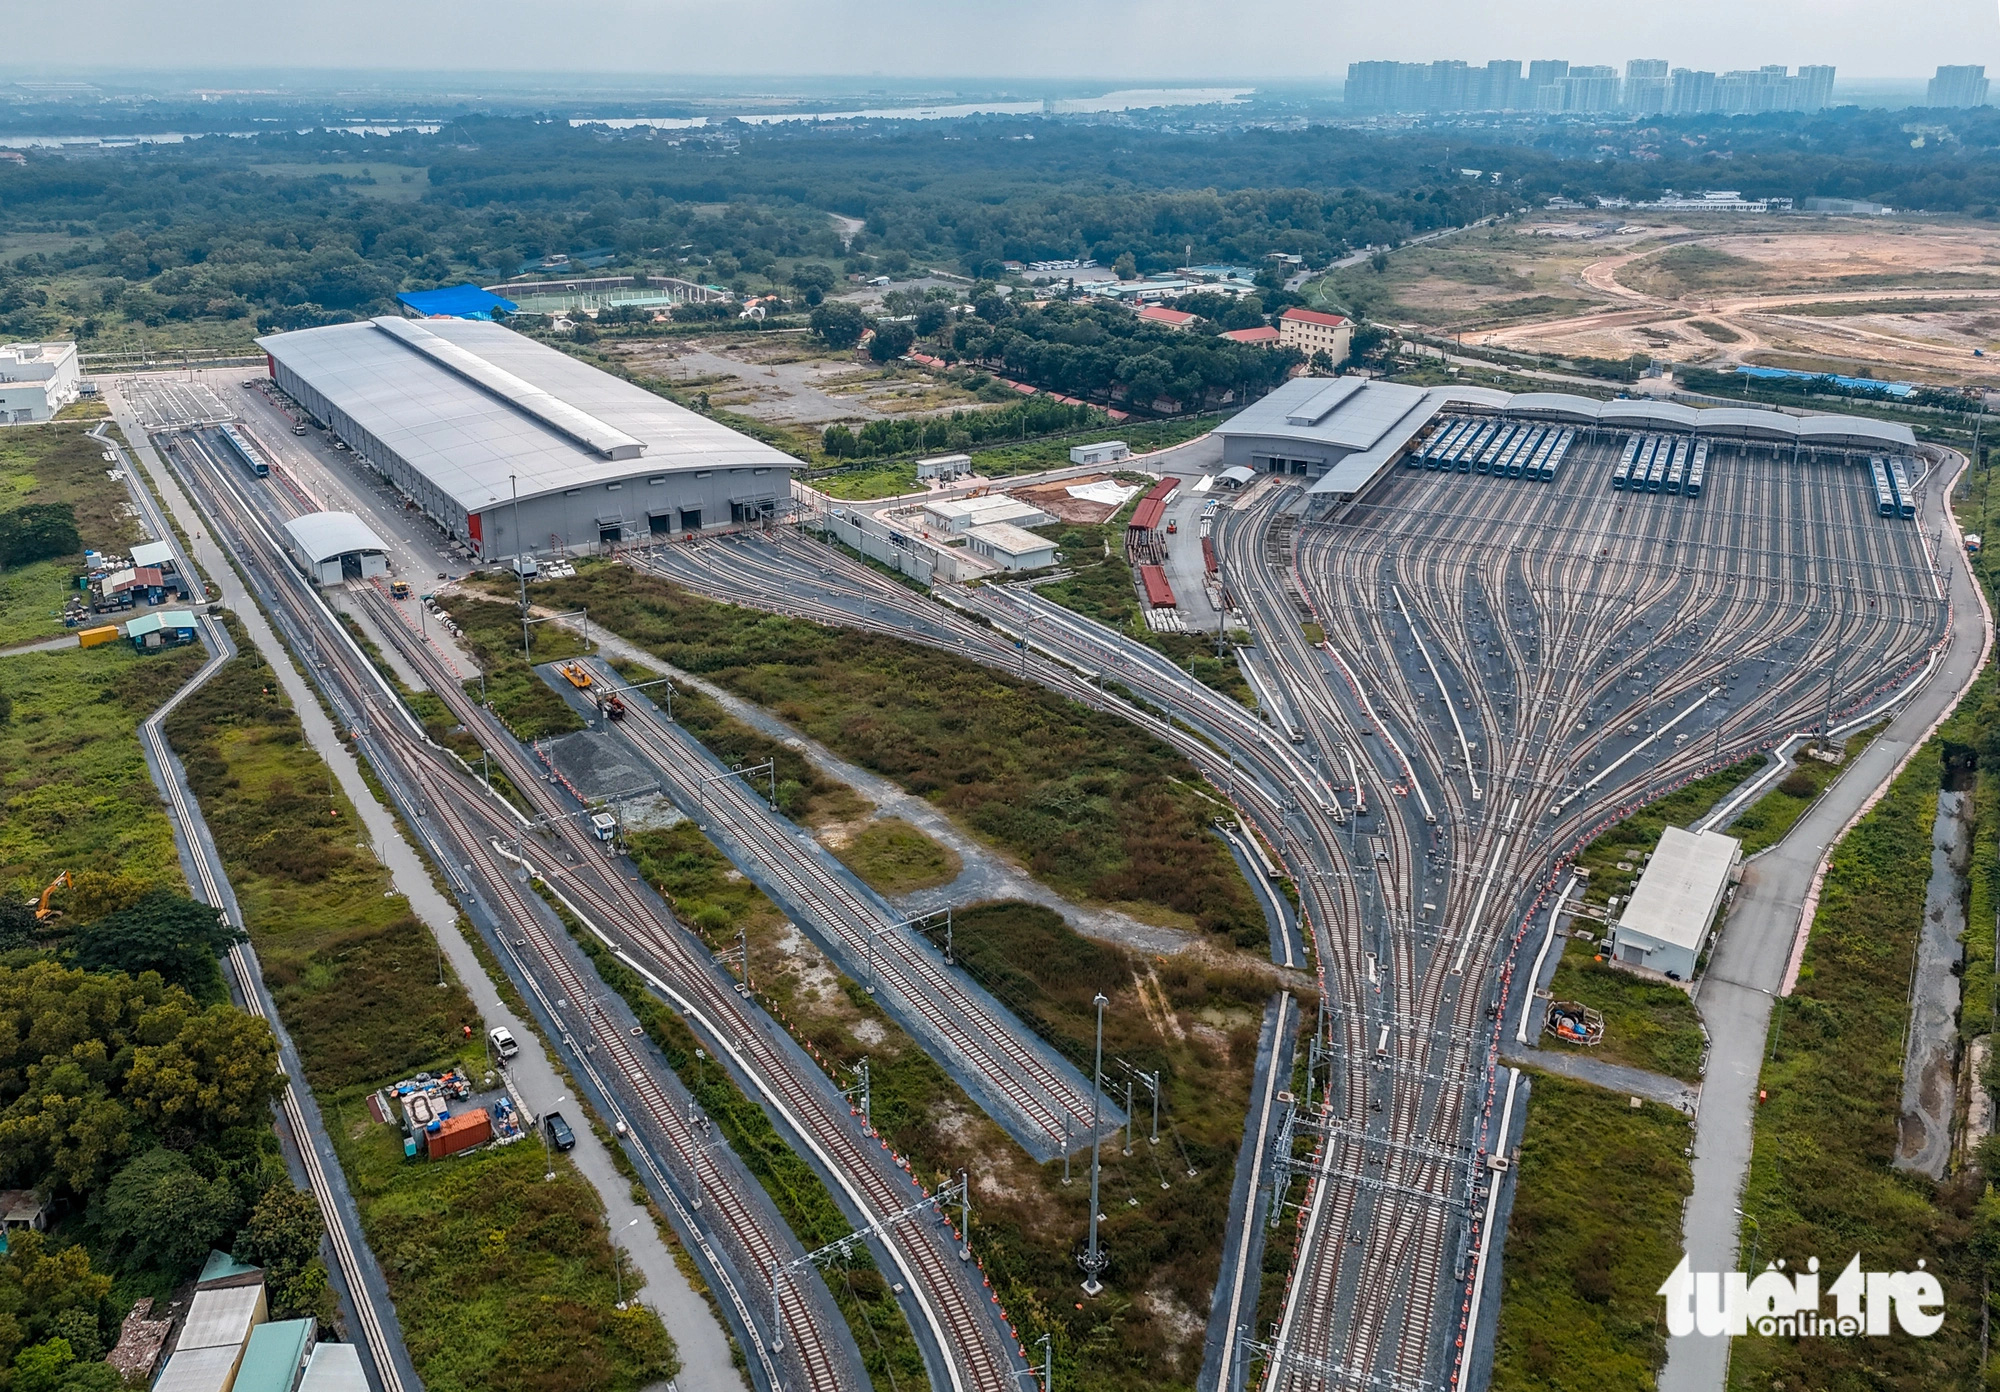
[11,0,1998,83]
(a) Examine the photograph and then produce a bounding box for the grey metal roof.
[298,1344,368,1392]
[284,511,388,564]
[1693,407,1803,440]
[130,540,175,568]
[152,1346,241,1392]
[1309,388,1452,496]
[1216,376,1431,451]
[1504,391,1604,420]
[259,318,796,515]
[1598,398,1702,430]
[1797,414,1917,447]
[177,1284,263,1351]
[1616,826,1739,952]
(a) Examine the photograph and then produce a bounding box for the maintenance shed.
[258,316,799,560]
[126,610,199,652]
[1607,826,1742,980]
[964,522,1058,571]
[130,540,177,571]
[920,494,1053,534]
[1069,440,1131,466]
[283,512,391,586]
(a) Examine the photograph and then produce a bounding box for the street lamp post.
[1736,1207,1762,1273]
[1080,992,1109,1296]
[614,1216,639,1308]
[511,472,530,661]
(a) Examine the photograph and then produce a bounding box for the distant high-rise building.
[1928,65,1990,108]
[1562,65,1622,113]
[1340,56,1833,117]
[1624,59,1670,114]
[1670,68,1717,114]
[1484,59,1527,110]
[1529,59,1569,112]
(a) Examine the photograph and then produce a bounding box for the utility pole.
[511,472,530,662]
[1080,993,1109,1296]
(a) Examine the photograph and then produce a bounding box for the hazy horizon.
[6,1,1997,85]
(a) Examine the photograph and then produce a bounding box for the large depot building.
[258,316,798,561]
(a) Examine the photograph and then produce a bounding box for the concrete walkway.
[1500,1045,1700,1113]
[107,397,741,1392]
[0,632,79,656]
[533,603,1202,956]
[1658,449,1991,1392]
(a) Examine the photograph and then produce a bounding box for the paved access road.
[1658,445,1987,1392]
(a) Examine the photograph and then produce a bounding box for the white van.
[489,1026,520,1060]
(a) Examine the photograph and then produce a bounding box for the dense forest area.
[1,104,1999,347]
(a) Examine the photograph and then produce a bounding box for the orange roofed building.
[1277,307,1351,367]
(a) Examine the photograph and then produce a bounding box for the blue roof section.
[396,284,519,321]
[197,1249,262,1286]
[1736,364,1915,398]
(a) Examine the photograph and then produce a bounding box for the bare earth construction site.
[1315,213,2000,385]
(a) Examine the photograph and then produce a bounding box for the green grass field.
[829,817,961,895]
[1491,1070,1694,1392]
[430,591,590,741]
[1723,725,1885,856]
[0,422,150,645]
[0,642,201,904]
[525,562,1266,945]
[1540,939,1705,1083]
[1731,740,1983,1391]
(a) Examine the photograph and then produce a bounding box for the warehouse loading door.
[648,511,673,537]
[678,507,701,531]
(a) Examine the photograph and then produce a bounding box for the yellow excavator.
[31,871,70,922]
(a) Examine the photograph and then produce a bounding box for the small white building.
[963,521,1058,571]
[916,453,972,482]
[283,511,391,586]
[0,342,81,423]
[1607,826,1742,981]
[919,494,1053,535]
[1069,441,1130,466]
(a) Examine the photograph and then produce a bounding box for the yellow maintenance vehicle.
[558,660,594,691]
[390,580,412,600]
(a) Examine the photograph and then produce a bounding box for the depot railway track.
[339,590,1022,1392]
[631,445,1947,1392]
[594,666,1109,1153]
[1238,434,1946,1391]
[160,429,987,1392]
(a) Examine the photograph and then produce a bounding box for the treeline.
[949,299,1299,408]
[7,105,2000,347]
[820,396,1102,460]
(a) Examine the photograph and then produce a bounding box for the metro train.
[1685,440,1709,498]
[1887,456,1916,519]
[1870,457,1898,517]
[219,423,271,479]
